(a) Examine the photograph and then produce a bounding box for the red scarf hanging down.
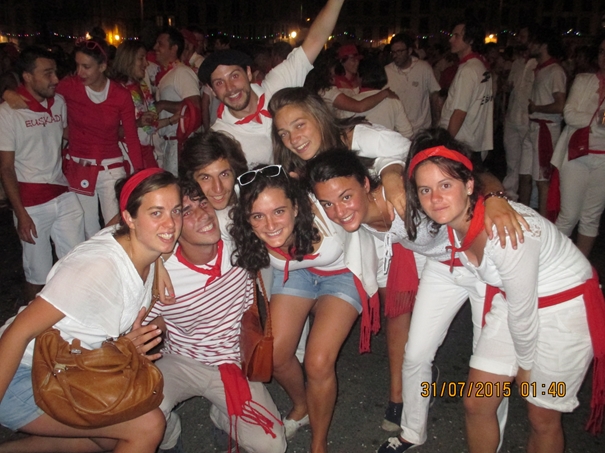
[155,60,179,86]
[308,267,380,354]
[445,196,485,273]
[529,118,555,178]
[266,245,318,283]
[480,269,605,435]
[533,57,558,76]
[218,363,282,453]
[175,241,223,288]
[16,83,55,115]
[384,244,419,318]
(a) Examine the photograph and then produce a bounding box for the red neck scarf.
[534,57,557,75]
[458,52,490,71]
[175,241,223,288]
[446,196,485,272]
[266,245,318,283]
[16,84,54,115]
[155,60,179,86]
[217,93,271,124]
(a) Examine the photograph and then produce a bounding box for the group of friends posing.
[0,1,604,452]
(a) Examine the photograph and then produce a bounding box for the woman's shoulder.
[485,201,544,251]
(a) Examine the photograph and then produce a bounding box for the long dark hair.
[268,87,367,175]
[405,128,482,240]
[229,168,319,273]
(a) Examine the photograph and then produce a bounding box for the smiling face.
[414,161,473,231]
[274,104,323,161]
[154,33,177,67]
[193,158,236,210]
[123,184,182,255]
[248,187,298,251]
[210,64,255,116]
[178,195,221,248]
[75,52,107,90]
[132,47,148,81]
[313,176,371,232]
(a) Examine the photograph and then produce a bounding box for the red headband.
[119,168,165,213]
[407,146,473,178]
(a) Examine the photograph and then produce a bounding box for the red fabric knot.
[533,57,558,76]
[445,196,485,273]
[175,240,223,288]
[267,245,318,283]
[234,94,271,125]
[155,60,179,86]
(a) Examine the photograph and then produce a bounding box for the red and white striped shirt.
[147,241,254,366]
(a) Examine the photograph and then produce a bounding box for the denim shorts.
[0,363,44,430]
[271,268,363,313]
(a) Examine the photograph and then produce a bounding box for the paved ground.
[0,196,604,452]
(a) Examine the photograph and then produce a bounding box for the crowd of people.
[0,1,604,452]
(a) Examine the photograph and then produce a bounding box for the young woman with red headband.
[0,168,182,452]
[404,129,603,453]
[306,146,525,445]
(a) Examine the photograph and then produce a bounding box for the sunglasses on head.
[76,40,108,62]
[237,165,284,186]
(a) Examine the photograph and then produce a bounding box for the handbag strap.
[144,259,162,319]
[256,271,272,337]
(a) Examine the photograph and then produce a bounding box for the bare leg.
[518,175,533,207]
[464,368,514,453]
[270,294,316,421]
[305,295,358,453]
[526,403,563,453]
[536,180,550,218]
[0,409,165,453]
[386,312,411,403]
[576,233,596,258]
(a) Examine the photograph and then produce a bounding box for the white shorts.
[519,121,561,181]
[471,295,593,412]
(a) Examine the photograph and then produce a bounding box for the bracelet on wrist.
[483,191,509,204]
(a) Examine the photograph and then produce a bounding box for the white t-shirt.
[454,202,592,369]
[7,227,155,366]
[147,240,253,366]
[349,90,413,138]
[211,46,313,168]
[350,123,410,174]
[440,57,494,152]
[506,58,536,127]
[0,94,67,185]
[529,62,566,123]
[156,62,201,137]
[385,58,440,133]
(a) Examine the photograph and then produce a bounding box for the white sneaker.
[283,414,310,439]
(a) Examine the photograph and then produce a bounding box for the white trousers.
[157,354,286,453]
[75,159,126,239]
[556,153,605,237]
[502,122,528,200]
[160,139,179,177]
[400,259,509,446]
[520,121,561,181]
[17,192,85,284]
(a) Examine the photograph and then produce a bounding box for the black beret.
[198,50,254,85]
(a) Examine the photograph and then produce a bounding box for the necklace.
[371,191,391,232]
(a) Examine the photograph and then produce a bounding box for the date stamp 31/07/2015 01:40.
[420,381,567,399]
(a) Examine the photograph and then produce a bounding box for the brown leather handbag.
[240,272,273,382]
[31,262,164,428]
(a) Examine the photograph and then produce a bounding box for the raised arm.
[301,0,345,64]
